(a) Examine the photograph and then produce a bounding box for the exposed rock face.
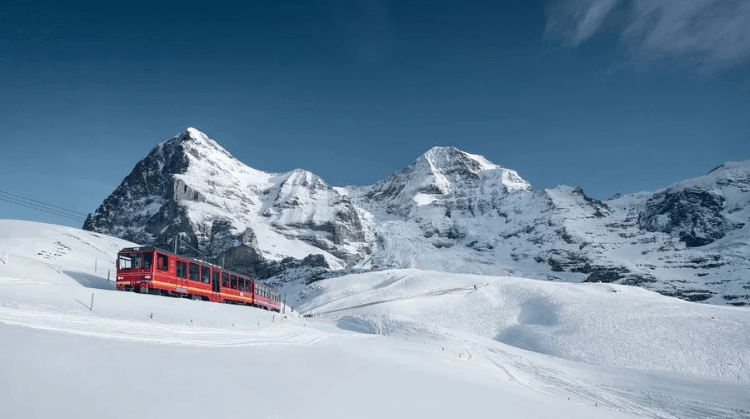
[82,136,188,243]
[639,188,734,247]
[85,128,750,305]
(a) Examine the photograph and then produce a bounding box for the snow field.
[1,220,749,418]
[297,269,750,382]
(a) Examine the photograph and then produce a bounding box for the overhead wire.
[173,234,210,258]
[0,189,88,222]
[0,189,88,217]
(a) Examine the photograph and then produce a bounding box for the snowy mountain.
[83,128,374,278]
[84,128,750,305]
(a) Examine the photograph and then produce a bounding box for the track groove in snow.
[0,306,331,347]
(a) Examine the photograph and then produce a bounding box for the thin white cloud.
[545,0,750,73]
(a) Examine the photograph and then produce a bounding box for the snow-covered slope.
[0,219,136,287]
[1,220,748,419]
[84,128,750,305]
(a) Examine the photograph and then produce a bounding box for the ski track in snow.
[481,345,748,419]
[0,306,333,348]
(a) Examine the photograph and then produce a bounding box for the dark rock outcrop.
[638,188,732,247]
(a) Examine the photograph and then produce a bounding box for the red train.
[116,247,281,312]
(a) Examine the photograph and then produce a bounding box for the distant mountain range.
[84,128,750,305]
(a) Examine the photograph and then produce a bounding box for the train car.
[116,246,281,312]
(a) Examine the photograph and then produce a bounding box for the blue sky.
[1,0,749,228]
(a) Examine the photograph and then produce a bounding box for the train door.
[175,259,188,295]
[250,279,256,307]
[212,271,220,294]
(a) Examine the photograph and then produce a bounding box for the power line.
[0,191,87,222]
[0,195,85,222]
[0,189,88,217]
[174,234,209,258]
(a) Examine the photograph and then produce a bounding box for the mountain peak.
[184,126,209,141]
[172,127,220,148]
[707,159,750,175]
[156,127,237,164]
[415,146,531,192]
[420,146,500,174]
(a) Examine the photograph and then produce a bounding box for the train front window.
[118,253,151,270]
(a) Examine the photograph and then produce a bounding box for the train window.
[176,261,187,278]
[118,253,150,270]
[157,253,168,271]
[245,280,251,292]
[201,266,210,284]
[222,273,229,287]
[189,263,199,281]
[239,278,245,292]
[213,272,220,285]
[118,254,134,270]
[230,275,237,290]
